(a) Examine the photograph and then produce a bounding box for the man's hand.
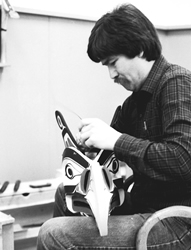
[76,118,122,151]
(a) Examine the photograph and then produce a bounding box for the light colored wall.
[0,13,191,183]
[161,29,191,70]
[0,13,128,183]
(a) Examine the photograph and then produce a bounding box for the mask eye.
[80,169,90,194]
[103,154,119,174]
[106,157,119,174]
[111,159,119,174]
[65,164,74,179]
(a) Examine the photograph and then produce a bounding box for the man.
[37,4,191,249]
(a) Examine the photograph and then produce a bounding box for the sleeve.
[114,73,191,183]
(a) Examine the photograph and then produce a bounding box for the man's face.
[102,54,147,92]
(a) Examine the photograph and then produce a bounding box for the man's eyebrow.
[101,58,110,66]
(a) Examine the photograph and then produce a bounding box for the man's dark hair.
[87,4,162,62]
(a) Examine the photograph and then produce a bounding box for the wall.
[161,28,191,70]
[0,13,128,183]
[0,12,191,183]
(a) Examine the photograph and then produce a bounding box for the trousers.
[37,183,191,250]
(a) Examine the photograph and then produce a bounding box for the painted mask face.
[55,110,125,235]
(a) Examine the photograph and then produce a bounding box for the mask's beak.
[81,161,113,236]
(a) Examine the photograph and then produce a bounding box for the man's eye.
[110,60,116,66]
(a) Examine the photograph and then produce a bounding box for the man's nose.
[108,66,118,79]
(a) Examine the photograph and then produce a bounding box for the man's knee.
[37,219,58,249]
[37,217,76,250]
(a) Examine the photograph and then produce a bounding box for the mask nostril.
[80,169,90,194]
[102,167,113,191]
